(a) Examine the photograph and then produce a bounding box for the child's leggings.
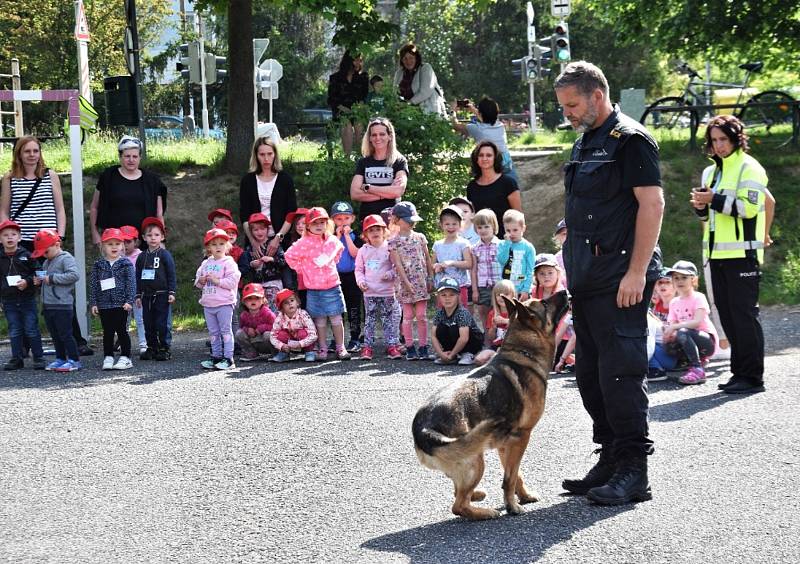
[363,296,401,347]
[100,307,131,357]
[204,304,235,359]
[401,300,428,346]
[674,328,714,367]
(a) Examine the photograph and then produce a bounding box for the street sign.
[528,25,536,43]
[123,27,135,75]
[253,38,269,65]
[551,0,571,17]
[260,59,283,83]
[75,0,90,41]
[261,82,279,100]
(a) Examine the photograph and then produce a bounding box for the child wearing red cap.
[284,208,308,307]
[269,289,317,362]
[284,207,349,360]
[235,283,277,361]
[195,228,241,370]
[238,212,286,310]
[208,208,234,227]
[354,215,400,360]
[90,228,137,370]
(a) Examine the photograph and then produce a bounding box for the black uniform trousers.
[142,293,170,351]
[339,271,363,342]
[572,281,655,457]
[709,257,764,382]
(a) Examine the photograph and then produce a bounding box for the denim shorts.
[306,285,346,318]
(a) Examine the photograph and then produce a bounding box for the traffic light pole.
[529,42,537,133]
[197,15,210,138]
[127,0,147,155]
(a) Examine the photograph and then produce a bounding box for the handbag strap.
[11,174,44,221]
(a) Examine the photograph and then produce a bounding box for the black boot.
[586,454,652,505]
[562,446,616,495]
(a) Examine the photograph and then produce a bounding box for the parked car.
[297,108,332,141]
[143,115,225,140]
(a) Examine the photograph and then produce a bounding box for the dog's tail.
[413,419,500,462]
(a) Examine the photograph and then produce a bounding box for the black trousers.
[435,324,483,355]
[43,308,80,361]
[709,257,764,381]
[572,282,655,457]
[339,271,363,341]
[142,294,170,351]
[99,307,131,357]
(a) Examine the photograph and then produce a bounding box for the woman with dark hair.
[90,136,167,245]
[350,118,408,220]
[452,96,517,181]
[327,50,369,154]
[239,136,297,256]
[690,114,774,395]
[466,140,521,238]
[392,43,447,117]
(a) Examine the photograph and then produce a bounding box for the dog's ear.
[542,290,570,326]
[500,294,518,321]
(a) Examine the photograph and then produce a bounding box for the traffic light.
[526,57,540,81]
[204,54,227,83]
[177,41,201,83]
[552,21,571,63]
[534,45,552,78]
[511,57,527,81]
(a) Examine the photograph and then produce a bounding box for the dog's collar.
[500,346,539,362]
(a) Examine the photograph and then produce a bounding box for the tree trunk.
[224,0,254,174]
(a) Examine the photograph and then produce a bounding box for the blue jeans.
[3,298,44,360]
[649,343,678,371]
[43,308,80,361]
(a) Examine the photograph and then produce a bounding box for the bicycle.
[640,61,796,132]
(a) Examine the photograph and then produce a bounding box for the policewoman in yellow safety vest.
[691,114,769,395]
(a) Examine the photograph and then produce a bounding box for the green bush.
[299,98,469,242]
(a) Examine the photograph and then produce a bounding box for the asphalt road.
[1,306,798,563]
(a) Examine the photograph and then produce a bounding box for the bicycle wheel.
[739,90,796,131]
[640,96,698,130]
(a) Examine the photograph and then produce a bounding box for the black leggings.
[340,272,363,341]
[435,324,483,355]
[673,328,714,367]
[100,307,131,357]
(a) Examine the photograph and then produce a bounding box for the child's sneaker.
[304,351,316,362]
[337,348,351,360]
[46,359,66,371]
[434,356,454,365]
[201,357,220,370]
[647,367,668,382]
[215,358,235,370]
[386,345,403,359]
[3,358,24,370]
[32,357,46,370]
[102,356,115,370]
[458,352,475,365]
[154,349,171,361]
[679,366,706,385]
[140,348,155,360]
[113,356,133,370]
[346,339,362,353]
[239,352,260,362]
[271,351,290,363]
[317,349,328,362]
[405,345,418,361]
[360,346,373,360]
[417,345,431,360]
[56,360,82,372]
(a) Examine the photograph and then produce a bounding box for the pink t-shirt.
[668,291,717,339]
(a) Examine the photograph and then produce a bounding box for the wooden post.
[11,58,23,136]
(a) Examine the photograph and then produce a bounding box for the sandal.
[679,367,707,385]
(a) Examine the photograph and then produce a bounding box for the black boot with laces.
[586,454,652,505]
[562,446,616,495]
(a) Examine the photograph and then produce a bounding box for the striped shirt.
[472,237,501,288]
[9,172,58,241]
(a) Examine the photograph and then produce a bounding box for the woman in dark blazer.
[239,136,297,255]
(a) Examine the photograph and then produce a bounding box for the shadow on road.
[361,497,633,563]
[649,390,745,422]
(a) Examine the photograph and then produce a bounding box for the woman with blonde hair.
[239,136,297,255]
[349,118,409,221]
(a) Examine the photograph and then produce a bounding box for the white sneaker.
[113,356,133,370]
[712,347,731,361]
[458,352,475,365]
[102,356,115,370]
[139,346,148,355]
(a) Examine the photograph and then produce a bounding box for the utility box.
[103,76,139,126]
[620,88,646,123]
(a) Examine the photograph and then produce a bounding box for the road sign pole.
[197,17,210,138]
[527,2,537,133]
[11,58,23,135]
[74,1,92,102]
[252,39,269,137]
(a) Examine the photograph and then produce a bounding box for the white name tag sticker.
[36,270,47,278]
[100,278,116,291]
[6,275,21,286]
[141,269,156,280]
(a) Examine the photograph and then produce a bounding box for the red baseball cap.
[285,208,308,224]
[141,216,166,234]
[306,207,329,224]
[31,229,61,258]
[0,219,21,233]
[276,288,296,309]
[120,225,139,240]
[362,214,387,231]
[204,228,230,246]
[242,283,265,300]
[247,212,271,227]
[101,228,125,243]
[208,208,234,222]
[216,219,239,235]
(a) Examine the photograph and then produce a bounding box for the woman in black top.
[239,136,297,256]
[89,136,167,245]
[327,51,369,155]
[465,140,521,238]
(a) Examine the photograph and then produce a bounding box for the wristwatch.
[363,183,370,192]
[276,232,284,240]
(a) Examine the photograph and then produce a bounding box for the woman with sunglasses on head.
[349,118,409,221]
[89,136,167,247]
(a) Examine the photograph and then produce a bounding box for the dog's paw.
[471,489,487,502]
[506,502,525,515]
[518,491,541,504]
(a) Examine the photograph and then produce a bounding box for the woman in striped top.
[0,136,66,249]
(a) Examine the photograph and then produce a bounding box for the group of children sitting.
[0,194,722,382]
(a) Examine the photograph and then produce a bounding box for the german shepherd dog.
[412,291,569,520]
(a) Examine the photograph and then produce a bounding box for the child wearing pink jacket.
[284,207,349,361]
[355,215,401,360]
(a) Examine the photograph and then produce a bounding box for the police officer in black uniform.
[555,62,665,505]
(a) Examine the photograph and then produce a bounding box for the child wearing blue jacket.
[496,209,536,300]
[90,228,137,370]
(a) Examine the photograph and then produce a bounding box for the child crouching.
[432,277,484,366]
[236,283,276,361]
[270,289,318,362]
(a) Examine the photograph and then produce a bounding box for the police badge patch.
[747,190,759,204]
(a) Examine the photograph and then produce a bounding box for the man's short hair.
[502,209,525,226]
[554,61,609,99]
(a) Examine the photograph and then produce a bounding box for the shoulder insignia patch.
[747,190,759,204]
[609,129,622,138]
